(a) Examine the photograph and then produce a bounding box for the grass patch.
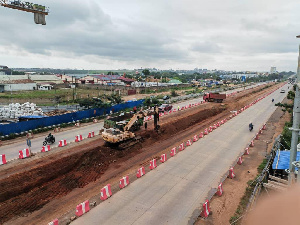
[229,158,268,225]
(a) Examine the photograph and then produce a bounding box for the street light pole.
[289,36,300,184]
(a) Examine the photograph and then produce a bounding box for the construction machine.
[101,106,159,148]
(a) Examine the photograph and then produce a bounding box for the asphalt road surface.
[71,84,289,225]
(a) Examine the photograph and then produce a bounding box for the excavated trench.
[0,83,280,224]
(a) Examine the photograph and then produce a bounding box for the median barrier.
[136,167,145,178]
[244,147,250,155]
[0,154,7,165]
[160,154,167,163]
[200,200,211,218]
[216,183,223,196]
[150,159,157,170]
[259,129,263,134]
[58,140,67,147]
[54,127,61,133]
[75,135,83,142]
[48,219,58,225]
[41,145,51,152]
[75,200,90,217]
[19,148,30,159]
[88,131,95,138]
[199,132,204,138]
[100,184,112,201]
[204,129,208,135]
[186,139,192,146]
[255,133,259,140]
[193,135,198,142]
[250,140,254,147]
[178,143,185,151]
[237,156,243,165]
[170,147,176,157]
[228,167,235,179]
[262,123,266,130]
[119,176,130,189]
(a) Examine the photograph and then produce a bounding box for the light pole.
[289,35,300,184]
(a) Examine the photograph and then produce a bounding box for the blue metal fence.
[0,100,144,135]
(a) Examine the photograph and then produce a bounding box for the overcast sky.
[0,0,299,71]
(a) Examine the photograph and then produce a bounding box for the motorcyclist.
[272,98,274,102]
[249,123,254,131]
[47,133,54,141]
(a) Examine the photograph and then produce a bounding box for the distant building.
[0,79,36,92]
[270,67,277,74]
[0,65,12,75]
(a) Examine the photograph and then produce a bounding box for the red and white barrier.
[19,148,30,159]
[204,129,208,135]
[255,133,259,140]
[216,183,223,196]
[48,219,58,225]
[179,143,185,151]
[193,135,198,142]
[150,159,157,170]
[137,167,145,178]
[237,156,243,165]
[119,176,130,189]
[262,123,266,130]
[88,131,95,138]
[199,132,204,138]
[75,134,83,142]
[200,200,211,218]
[170,147,176,157]
[100,184,112,201]
[41,145,51,152]
[58,140,67,147]
[228,167,235,179]
[0,154,7,165]
[259,129,263,134]
[244,147,250,155]
[160,154,167,163]
[186,140,192,146]
[250,140,254,147]
[75,200,90,217]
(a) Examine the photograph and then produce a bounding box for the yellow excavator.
[102,106,159,148]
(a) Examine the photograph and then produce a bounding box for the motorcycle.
[43,135,55,146]
[249,123,254,132]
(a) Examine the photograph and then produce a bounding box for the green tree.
[142,69,150,76]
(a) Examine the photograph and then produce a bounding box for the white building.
[270,67,277,74]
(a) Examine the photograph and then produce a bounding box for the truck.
[203,93,226,103]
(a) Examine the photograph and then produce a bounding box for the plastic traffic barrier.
[41,145,51,152]
[160,154,167,163]
[170,147,176,157]
[0,154,7,165]
[19,148,30,159]
[119,176,130,189]
[137,167,145,178]
[100,184,112,201]
[200,200,211,218]
[150,159,157,170]
[75,200,90,217]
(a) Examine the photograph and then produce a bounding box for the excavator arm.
[124,111,148,131]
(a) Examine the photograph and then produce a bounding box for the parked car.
[280,90,285,93]
[163,95,170,100]
[158,104,173,112]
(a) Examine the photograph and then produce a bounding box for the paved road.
[0,82,269,162]
[71,83,289,225]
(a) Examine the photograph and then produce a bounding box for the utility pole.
[289,36,300,184]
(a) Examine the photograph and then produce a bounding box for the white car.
[280,90,285,93]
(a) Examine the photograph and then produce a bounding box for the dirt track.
[0,83,282,225]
